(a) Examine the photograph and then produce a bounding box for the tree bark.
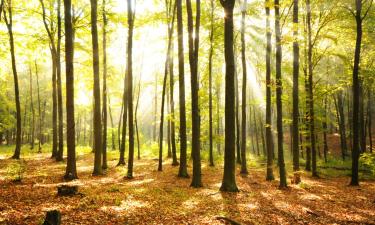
[3,0,22,159]
[126,0,135,178]
[275,0,287,188]
[208,0,215,167]
[306,0,318,177]
[64,0,78,180]
[292,0,300,172]
[177,0,189,178]
[219,0,238,192]
[102,0,108,170]
[90,0,103,176]
[351,0,364,186]
[240,0,248,175]
[158,0,176,171]
[186,0,202,187]
[56,0,64,162]
[265,0,274,181]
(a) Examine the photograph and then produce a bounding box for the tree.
[2,0,22,159]
[240,0,248,175]
[28,66,35,150]
[158,0,176,172]
[306,0,318,177]
[102,0,108,170]
[56,0,64,162]
[177,0,189,178]
[208,0,215,167]
[265,0,274,181]
[39,0,58,159]
[64,0,78,180]
[90,0,103,176]
[350,0,373,186]
[126,0,135,179]
[186,0,202,188]
[275,0,287,188]
[35,61,43,152]
[219,0,238,192]
[292,0,300,172]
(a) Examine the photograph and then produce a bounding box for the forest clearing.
[1,143,374,225]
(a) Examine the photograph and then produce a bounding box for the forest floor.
[0,147,375,225]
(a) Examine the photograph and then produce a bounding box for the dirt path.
[0,153,374,225]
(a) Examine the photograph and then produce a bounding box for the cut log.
[57,185,78,196]
[43,210,61,225]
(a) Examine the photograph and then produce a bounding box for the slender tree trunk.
[177,0,189,178]
[240,0,248,175]
[220,0,238,192]
[351,0,364,186]
[35,61,43,152]
[126,0,135,178]
[64,0,78,180]
[336,91,348,160]
[292,0,300,172]
[235,58,241,164]
[4,0,21,159]
[275,0,287,188]
[135,77,141,160]
[303,15,311,171]
[108,98,116,150]
[119,88,128,165]
[159,0,176,171]
[323,97,328,163]
[101,0,108,170]
[265,0,274,181]
[29,66,35,150]
[170,41,179,166]
[208,0,215,167]
[306,0,318,177]
[253,105,260,156]
[368,90,373,152]
[186,0,202,187]
[90,0,103,176]
[56,0,64,162]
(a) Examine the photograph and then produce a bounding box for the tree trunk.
[101,0,108,170]
[292,0,300,172]
[4,0,22,159]
[64,0,78,180]
[56,0,64,162]
[177,0,189,178]
[265,0,274,181]
[35,61,43,152]
[368,90,373,152]
[186,0,202,187]
[208,0,215,167]
[240,0,248,175]
[90,0,103,176]
[29,66,35,150]
[126,0,135,178]
[135,77,141,160]
[219,0,238,192]
[275,0,287,188]
[323,96,328,163]
[350,0,363,186]
[158,0,176,171]
[306,0,318,177]
[169,40,179,166]
[336,91,348,160]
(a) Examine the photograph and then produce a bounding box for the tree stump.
[57,185,78,196]
[43,210,61,225]
[291,172,301,185]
